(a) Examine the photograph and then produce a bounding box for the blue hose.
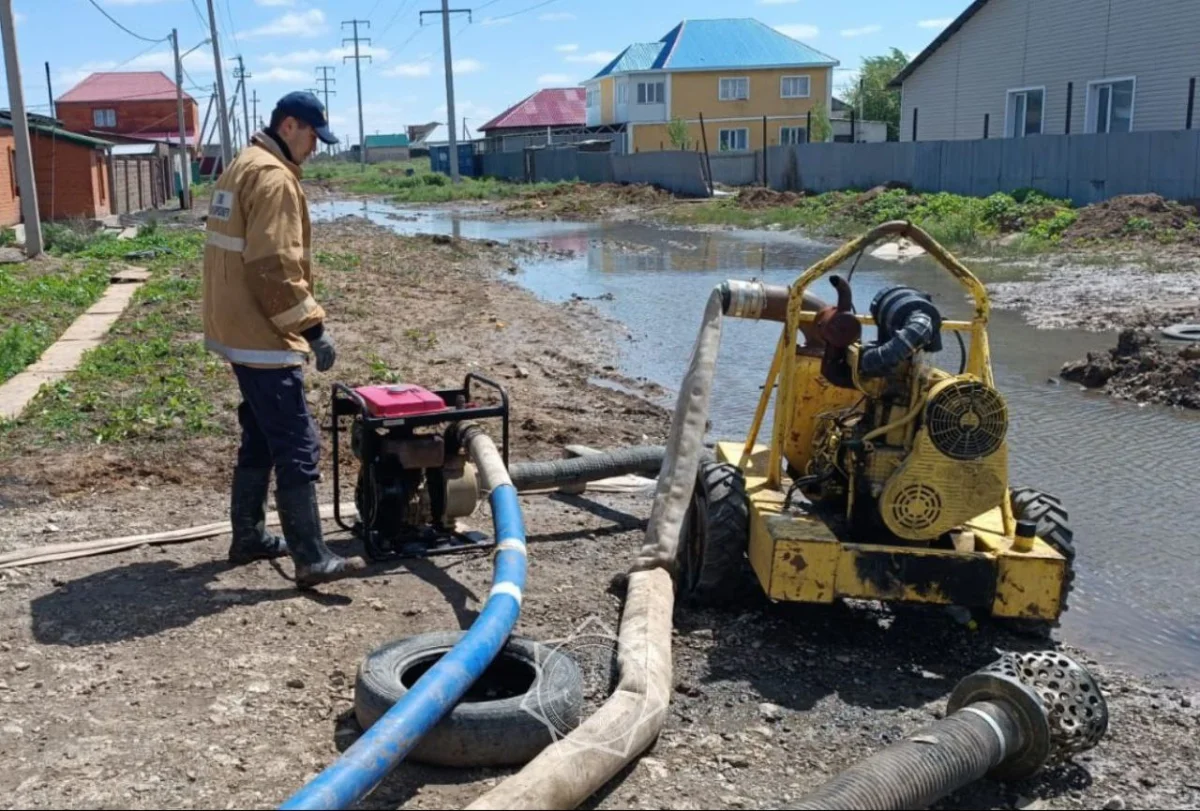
[279,471,526,810]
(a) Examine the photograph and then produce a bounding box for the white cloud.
[242,9,326,39]
[58,47,213,90]
[481,17,512,26]
[454,59,483,74]
[256,0,295,5]
[537,73,573,86]
[539,12,576,21]
[918,18,954,28]
[257,67,310,83]
[565,50,617,65]
[384,62,432,78]
[841,25,882,37]
[555,44,579,53]
[259,45,390,69]
[775,24,820,40]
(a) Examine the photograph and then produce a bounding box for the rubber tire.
[677,461,753,606]
[1161,323,1200,342]
[1004,487,1077,638]
[354,630,584,768]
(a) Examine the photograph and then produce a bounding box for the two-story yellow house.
[583,18,839,154]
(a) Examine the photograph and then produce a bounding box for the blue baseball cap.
[274,91,339,145]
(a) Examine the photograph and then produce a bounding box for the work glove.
[308,331,337,372]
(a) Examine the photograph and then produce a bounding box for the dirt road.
[0,214,1197,810]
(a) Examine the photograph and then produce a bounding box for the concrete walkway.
[0,266,150,421]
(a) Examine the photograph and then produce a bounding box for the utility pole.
[251,90,259,132]
[172,30,192,210]
[233,55,252,146]
[420,3,471,182]
[205,0,233,168]
[419,4,472,182]
[341,20,371,165]
[316,66,336,154]
[44,62,54,118]
[0,0,42,256]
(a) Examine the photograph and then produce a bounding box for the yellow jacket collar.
[251,130,303,179]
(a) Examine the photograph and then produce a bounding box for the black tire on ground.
[354,630,584,768]
[676,461,753,606]
[1003,487,1077,638]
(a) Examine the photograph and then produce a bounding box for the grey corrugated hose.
[465,287,727,810]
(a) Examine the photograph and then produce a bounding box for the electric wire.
[83,0,170,43]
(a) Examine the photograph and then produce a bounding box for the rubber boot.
[275,482,366,590]
[228,467,289,565]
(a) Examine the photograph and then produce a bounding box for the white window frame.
[718,77,750,101]
[617,83,628,105]
[779,126,806,145]
[718,127,750,151]
[93,108,117,128]
[1085,76,1137,134]
[1004,86,1046,138]
[636,80,664,105]
[780,75,811,99]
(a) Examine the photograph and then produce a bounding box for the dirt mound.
[1061,328,1200,408]
[1067,194,1200,243]
[736,187,802,209]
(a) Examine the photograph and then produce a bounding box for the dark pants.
[232,364,320,490]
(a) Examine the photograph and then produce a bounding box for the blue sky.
[4,0,971,146]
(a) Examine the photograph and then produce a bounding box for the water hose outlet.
[947,649,1109,782]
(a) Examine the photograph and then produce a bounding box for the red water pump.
[330,374,510,561]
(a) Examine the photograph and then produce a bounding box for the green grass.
[0,260,111,384]
[305,158,569,203]
[2,228,220,445]
[670,188,1079,252]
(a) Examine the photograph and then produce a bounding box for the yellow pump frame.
[722,221,1066,621]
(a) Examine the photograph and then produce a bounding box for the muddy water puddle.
[315,199,1200,685]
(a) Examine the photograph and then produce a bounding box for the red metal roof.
[479,88,585,131]
[58,72,193,104]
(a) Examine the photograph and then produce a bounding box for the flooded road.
[315,199,1200,685]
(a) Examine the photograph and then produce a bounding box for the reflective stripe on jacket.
[202,130,324,368]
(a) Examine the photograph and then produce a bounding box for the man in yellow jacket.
[203,91,364,589]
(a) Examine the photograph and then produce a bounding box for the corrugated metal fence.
[475,131,1200,205]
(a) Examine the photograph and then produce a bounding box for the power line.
[378,0,417,38]
[488,0,563,22]
[83,0,170,43]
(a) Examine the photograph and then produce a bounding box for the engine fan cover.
[925,378,1008,460]
[878,376,1009,542]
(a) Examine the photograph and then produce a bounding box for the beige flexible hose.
[467,289,728,810]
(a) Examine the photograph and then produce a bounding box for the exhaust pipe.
[278,424,527,810]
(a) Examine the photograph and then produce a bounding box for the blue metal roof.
[593,42,667,78]
[590,18,838,80]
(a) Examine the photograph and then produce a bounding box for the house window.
[636,81,664,105]
[719,77,749,101]
[618,84,628,105]
[586,87,596,108]
[1005,87,1044,137]
[780,126,806,145]
[781,76,811,99]
[93,108,117,128]
[1088,77,1135,133]
[718,128,749,151]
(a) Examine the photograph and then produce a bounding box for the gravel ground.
[0,212,1196,811]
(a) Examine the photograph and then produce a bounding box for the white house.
[890,0,1200,141]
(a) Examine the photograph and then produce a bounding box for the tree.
[667,117,690,150]
[810,105,832,143]
[843,47,910,141]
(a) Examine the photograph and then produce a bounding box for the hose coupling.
[948,649,1109,781]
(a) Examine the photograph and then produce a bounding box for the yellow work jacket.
[202,130,324,367]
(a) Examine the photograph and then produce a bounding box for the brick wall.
[28,131,106,221]
[0,133,19,227]
[58,98,199,141]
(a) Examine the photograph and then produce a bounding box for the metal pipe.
[789,651,1109,810]
[278,424,526,810]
